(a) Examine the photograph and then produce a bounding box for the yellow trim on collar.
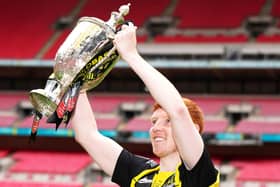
[130,166,160,187]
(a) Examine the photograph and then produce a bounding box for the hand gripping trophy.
[29,4,130,141]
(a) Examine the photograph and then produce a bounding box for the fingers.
[121,22,137,31]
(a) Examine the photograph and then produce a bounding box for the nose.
[150,121,163,132]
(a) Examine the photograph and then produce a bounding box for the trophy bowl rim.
[78,16,115,33]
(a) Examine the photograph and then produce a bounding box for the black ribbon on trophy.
[29,4,131,142]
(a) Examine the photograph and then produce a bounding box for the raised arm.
[71,92,123,176]
[113,24,204,169]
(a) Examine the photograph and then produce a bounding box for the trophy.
[29,4,131,141]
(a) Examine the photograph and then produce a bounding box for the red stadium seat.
[88,94,143,113]
[0,115,17,127]
[18,116,52,129]
[10,151,92,174]
[0,181,83,187]
[154,34,248,43]
[95,116,120,130]
[247,98,280,116]
[203,119,229,133]
[0,0,78,59]
[271,0,280,17]
[0,150,9,158]
[91,183,119,187]
[78,0,170,27]
[235,159,280,181]
[0,92,28,110]
[137,35,148,43]
[234,120,280,134]
[256,34,280,43]
[189,96,241,116]
[121,116,151,132]
[173,0,265,28]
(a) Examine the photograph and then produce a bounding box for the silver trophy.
[29,4,130,140]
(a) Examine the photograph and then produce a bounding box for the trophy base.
[29,89,58,117]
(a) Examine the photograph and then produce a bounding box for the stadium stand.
[189,96,241,116]
[247,98,280,116]
[10,151,92,174]
[154,33,249,43]
[0,115,17,127]
[78,0,170,27]
[0,0,79,59]
[0,150,9,158]
[120,116,151,132]
[0,181,83,187]
[234,119,280,134]
[1,0,280,186]
[271,0,280,18]
[232,158,280,183]
[91,183,119,187]
[18,116,47,128]
[203,118,229,134]
[0,93,28,110]
[173,0,265,29]
[256,33,280,42]
[95,116,120,131]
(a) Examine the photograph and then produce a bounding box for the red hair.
[153,98,204,134]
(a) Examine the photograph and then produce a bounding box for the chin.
[152,149,166,157]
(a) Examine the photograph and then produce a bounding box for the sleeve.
[179,148,219,187]
[112,149,151,187]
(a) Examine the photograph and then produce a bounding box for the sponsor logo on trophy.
[29,4,130,141]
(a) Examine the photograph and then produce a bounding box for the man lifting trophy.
[29,4,131,141]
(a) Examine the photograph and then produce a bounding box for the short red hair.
[153,98,204,134]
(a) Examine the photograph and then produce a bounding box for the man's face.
[149,108,177,157]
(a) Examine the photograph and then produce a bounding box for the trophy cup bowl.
[29,4,130,118]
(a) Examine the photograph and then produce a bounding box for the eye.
[151,118,157,125]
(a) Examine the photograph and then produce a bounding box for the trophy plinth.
[29,89,57,117]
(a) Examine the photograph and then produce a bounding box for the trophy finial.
[119,3,130,17]
[106,3,130,30]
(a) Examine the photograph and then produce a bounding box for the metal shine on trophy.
[29,4,131,141]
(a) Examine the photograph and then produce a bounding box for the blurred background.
[0,0,280,186]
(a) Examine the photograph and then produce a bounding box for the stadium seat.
[10,151,92,174]
[236,160,280,181]
[18,116,49,128]
[271,0,280,17]
[256,34,280,43]
[88,94,143,113]
[154,34,248,43]
[95,116,120,130]
[234,119,280,134]
[0,115,17,127]
[189,96,241,116]
[121,116,151,132]
[0,150,9,158]
[0,181,83,187]
[0,92,28,110]
[91,183,119,187]
[78,0,170,27]
[0,0,79,59]
[247,98,280,116]
[173,0,265,28]
[204,118,229,133]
